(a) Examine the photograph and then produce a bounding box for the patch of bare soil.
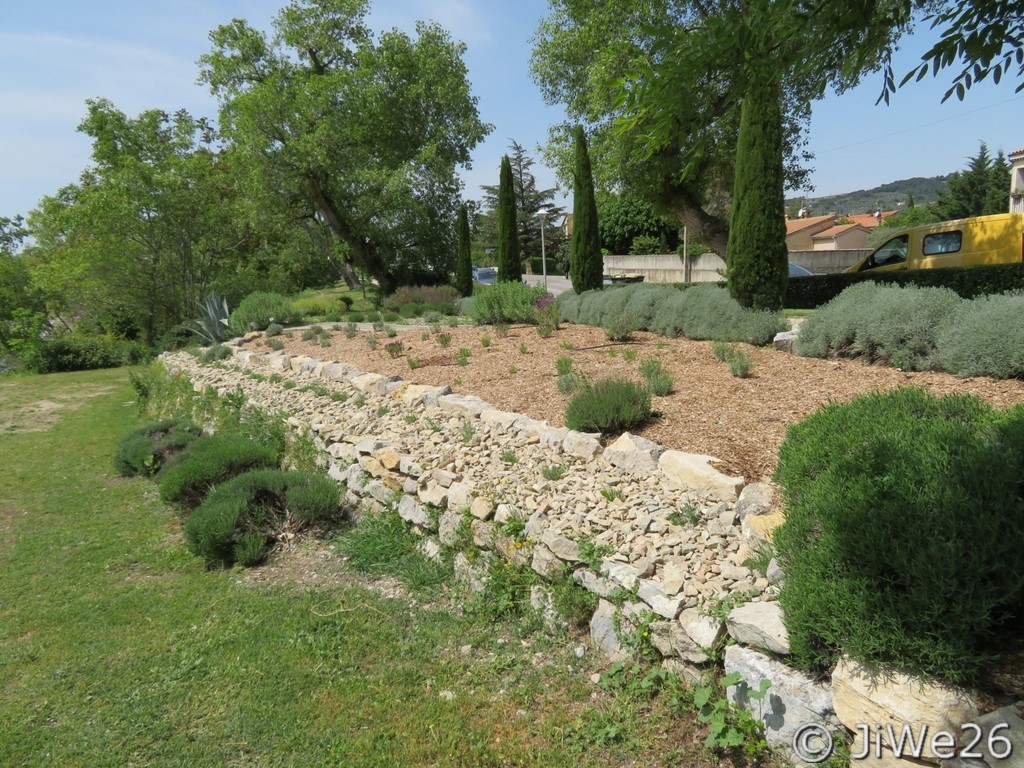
[0,385,118,434]
[241,324,1024,482]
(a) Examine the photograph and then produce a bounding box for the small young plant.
[354,394,366,408]
[330,391,348,403]
[600,486,625,502]
[494,324,509,338]
[713,340,735,363]
[421,330,430,341]
[500,450,518,465]
[268,373,283,384]
[385,327,398,338]
[508,366,518,375]
[319,336,331,347]
[404,414,418,425]
[461,421,475,443]
[385,341,404,359]
[425,418,441,433]
[265,323,283,337]
[694,673,770,757]
[282,380,296,390]
[560,342,573,350]
[345,322,358,338]
[623,349,637,361]
[407,356,421,370]
[480,335,491,348]
[729,350,753,378]
[519,342,529,355]
[438,333,452,348]
[555,356,574,376]
[537,324,553,338]
[301,328,317,341]
[541,464,566,481]
[366,336,378,351]
[376,405,390,417]
[268,338,285,351]
[667,503,701,527]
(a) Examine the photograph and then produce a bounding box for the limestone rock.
[952,703,1024,768]
[437,393,491,417]
[832,657,981,762]
[726,601,790,655]
[469,496,493,521]
[438,508,463,547]
[679,608,727,650]
[540,531,581,562]
[446,482,472,511]
[766,557,785,585]
[661,558,687,596]
[736,482,775,520]
[590,599,628,661]
[604,432,665,475]
[649,621,711,664]
[454,552,488,592]
[773,330,799,353]
[531,543,563,578]
[418,482,448,509]
[563,431,602,461]
[637,578,685,619]
[724,644,835,747]
[400,383,451,408]
[351,372,388,395]
[658,450,745,501]
[572,568,618,598]
[601,559,642,592]
[742,511,785,551]
[327,442,358,464]
[480,409,521,430]
[398,494,431,528]
[538,426,569,452]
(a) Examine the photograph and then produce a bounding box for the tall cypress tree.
[726,76,788,311]
[454,203,472,297]
[496,155,521,282]
[569,126,602,293]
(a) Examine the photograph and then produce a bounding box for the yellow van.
[845,212,1024,273]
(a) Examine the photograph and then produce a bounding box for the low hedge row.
[113,418,203,477]
[786,261,1024,309]
[557,283,787,345]
[159,433,280,508]
[35,334,149,373]
[796,282,1024,378]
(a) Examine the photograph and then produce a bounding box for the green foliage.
[938,292,1024,378]
[500,450,518,465]
[229,292,300,334]
[565,378,651,434]
[555,356,574,376]
[465,556,537,620]
[728,350,753,378]
[437,333,452,348]
[199,6,489,292]
[198,344,234,363]
[158,434,279,508]
[933,142,1011,220]
[348,311,366,323]
[638,358,673,395]
[34,334,148,373]
[628,234,662,255]
[455,204,473,298]
[480,334,490,348]
[596,191,666,254]
[667,504,700,527]
[184,469,342,568]
[496,155,522,283]
[712,341,734,362]
[335,508,449,591]
[694,672,770,757]
[604,312,636,342]
[188,292,232,345]
[113,418,203,477]
[468,282,547,324]
[568,126,603,293]
[726,76,788,311]
[774,388,1024,684]
[385,341,404,359]
[541,464,566,481]
[558,283,786,345]
[265,323,283,337]
[795,282,961,370]
[785,261,1024,309]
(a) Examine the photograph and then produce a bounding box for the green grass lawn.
[0,368,759,767]
[291,284,376,316]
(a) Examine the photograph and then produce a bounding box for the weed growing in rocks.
[461,421,475,443]
[541,464,566,481]
[500,450,518,465]
[667,503,700,527]
[600,486,625,502]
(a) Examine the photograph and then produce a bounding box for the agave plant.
[189,292,231,344]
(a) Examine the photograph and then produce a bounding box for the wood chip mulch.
[244,323,1024,483]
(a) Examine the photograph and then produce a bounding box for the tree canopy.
[199,0,491,293]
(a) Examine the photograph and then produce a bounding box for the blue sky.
[2,1,1022,222]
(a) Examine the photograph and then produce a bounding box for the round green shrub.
[113,418,203,477]
[229,292,300,334]
[937,291,1024,379]
[774,387,1024,685]
[184,469,343,568]
[159,434,280,508]
[348,311,366,323]
[565,378,652,434]
[399,303,422,319]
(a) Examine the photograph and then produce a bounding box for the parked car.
[845,212,1024,273]
[788,262,814,277]
[473,266,497,285]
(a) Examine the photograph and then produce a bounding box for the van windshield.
[871,235,909,267]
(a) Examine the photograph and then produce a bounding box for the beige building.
[1010,147,1024,214]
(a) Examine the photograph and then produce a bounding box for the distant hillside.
[786,175,951,217]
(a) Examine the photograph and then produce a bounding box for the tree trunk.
[306,173,397,293]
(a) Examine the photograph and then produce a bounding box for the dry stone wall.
[163,338,1023,767]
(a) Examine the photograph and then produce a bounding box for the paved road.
[523,274,573,296]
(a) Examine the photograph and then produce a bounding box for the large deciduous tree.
[27,101,255,344]
[569,127,602,293]
[496,155,521,283]
[198,0,490,294]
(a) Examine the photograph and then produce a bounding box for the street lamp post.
[537,209,548,291]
